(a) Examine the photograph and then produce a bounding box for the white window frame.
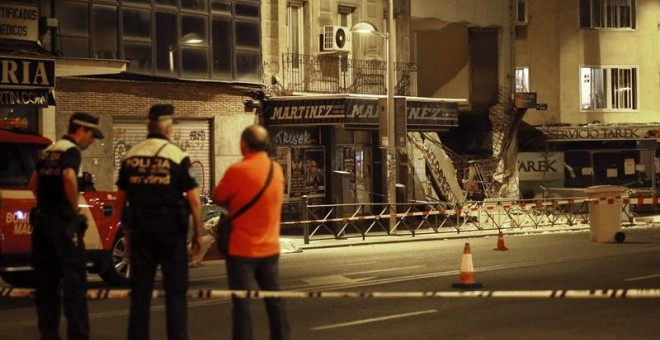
[286,1,305,69]
[580,66,638,112]
[579,0,636,30]
[515,67,529,92]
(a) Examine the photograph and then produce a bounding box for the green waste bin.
[584,185,627,243]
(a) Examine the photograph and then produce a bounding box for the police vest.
[117,138,197,208]
[36,137,81,211]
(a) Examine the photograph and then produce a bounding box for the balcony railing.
[282,53,417,96]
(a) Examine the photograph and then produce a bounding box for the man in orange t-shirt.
[213,124,290,340]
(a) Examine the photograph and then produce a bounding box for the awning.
[517,121,546,150]
[55,57,127,77]
[262,94,463,131]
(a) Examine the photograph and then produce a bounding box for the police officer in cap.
[115,104,203,340]
[29,112,104,340]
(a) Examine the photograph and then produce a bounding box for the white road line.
[311,309,438,331]
[625,273,660,281]
[344,265,424,276]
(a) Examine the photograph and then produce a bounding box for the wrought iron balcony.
[281,53,417,96]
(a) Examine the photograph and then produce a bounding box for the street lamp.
[351,6,397,234]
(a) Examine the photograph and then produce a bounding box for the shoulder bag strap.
[229,160,274,221]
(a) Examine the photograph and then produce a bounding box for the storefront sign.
[0,3,39,42]
[539,125,660,141]
[0,89,52,107]
[518,152,564,181]
[0,57,55,88]
[264,96,459,129]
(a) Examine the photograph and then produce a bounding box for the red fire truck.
[0,119,128,287]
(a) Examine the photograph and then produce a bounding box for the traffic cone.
[452,243,483,289]
[494,230,508,251]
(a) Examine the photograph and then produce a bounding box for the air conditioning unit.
[322,26,351,53]
[516,0,528,26]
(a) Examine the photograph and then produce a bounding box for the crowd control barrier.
[280,193,653,244]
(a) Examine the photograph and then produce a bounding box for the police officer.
[114,104,203,340]
[29,112,104,340]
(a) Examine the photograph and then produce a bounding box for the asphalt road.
[1,226,659,339]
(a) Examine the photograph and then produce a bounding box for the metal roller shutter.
[112,119,213,197]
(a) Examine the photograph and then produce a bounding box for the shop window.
[236,20,260,49]
[579,0,636,29]
[211,1,232,12]
[155,11,178,75]
[53,0,261,82]
[182,0,207,12]
[236,52,261,80]
[156,0,177,6]
[212,17,232,78]
[124,0,150,4]
[181,15,209,78]
[124,42,152,73]
[580,66,637,111]
[56,1,90,57]
[236,2,259,17]
[123,8,151,40]
[93,5,118,59]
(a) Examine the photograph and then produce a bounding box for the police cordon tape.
[1,288,660,299]
[280,196,657,226]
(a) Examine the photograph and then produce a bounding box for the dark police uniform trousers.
[117,135,198,340]
[32,137,89,340]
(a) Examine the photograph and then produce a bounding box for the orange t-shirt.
[213,151,284,257]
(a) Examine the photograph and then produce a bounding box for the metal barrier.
[281,195,648,244]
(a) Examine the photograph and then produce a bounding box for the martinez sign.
[0,57,55,107]
[264,97,459,129]
[0,57,55,88]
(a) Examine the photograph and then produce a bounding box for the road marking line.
[344,265,424,276]
[302,275,376,285]
[311,309,438,330]
[625,273,660,281]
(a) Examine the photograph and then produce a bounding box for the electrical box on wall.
[321,26,351,53]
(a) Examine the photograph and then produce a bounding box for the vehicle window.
[0,143,39,188]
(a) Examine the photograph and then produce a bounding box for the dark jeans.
[32,214,89,340]
[226,254,291,340]
[128,215,189,340]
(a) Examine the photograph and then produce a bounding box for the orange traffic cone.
[452,243,483,289]
[494,230,508,251]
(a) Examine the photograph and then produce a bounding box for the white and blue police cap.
[70,112,104,139]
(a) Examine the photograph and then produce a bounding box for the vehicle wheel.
[98,230,130,286]
[0,271,36,287]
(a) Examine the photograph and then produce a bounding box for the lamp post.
[351,3,397,234]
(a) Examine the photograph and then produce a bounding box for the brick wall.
[53,77,259,190]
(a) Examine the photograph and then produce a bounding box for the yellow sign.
[0,3,39,42]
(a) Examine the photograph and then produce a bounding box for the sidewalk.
[279,216,660,253]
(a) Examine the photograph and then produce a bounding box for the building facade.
[1,0,264,200]
[515,0,660,196]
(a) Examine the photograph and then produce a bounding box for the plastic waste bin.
[584,185,627,243]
